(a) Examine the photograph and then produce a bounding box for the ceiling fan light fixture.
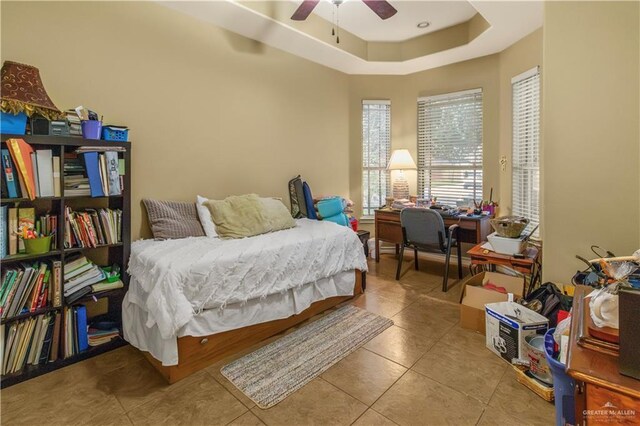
[417,21,430,29]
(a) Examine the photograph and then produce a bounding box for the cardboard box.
[485,302,548,364]
[459,272,525,334]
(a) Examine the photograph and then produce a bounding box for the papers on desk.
[481,241,495,251]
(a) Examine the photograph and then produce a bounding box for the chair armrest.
[447,223,460,239]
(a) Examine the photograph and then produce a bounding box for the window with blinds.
[417,89,483,206]
[512,67,540,237]
[362,100,391,218]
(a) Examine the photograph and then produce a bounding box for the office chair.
[395,208,463,292]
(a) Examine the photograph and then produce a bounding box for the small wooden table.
[467,243,541,295]
[374,209,492,262]
[567,286,640,425]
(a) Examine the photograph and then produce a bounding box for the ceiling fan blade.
[291,0,320,21]
[362,0,397,20]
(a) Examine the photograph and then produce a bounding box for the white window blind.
[418,89,483,206]
[512,67,540,237]
[362,100,391,218]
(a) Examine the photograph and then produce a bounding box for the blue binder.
[82,152,105,197]
[1,149,20,198]
[76,305,89,352]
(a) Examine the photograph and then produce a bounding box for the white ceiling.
[162,1,543,75]
[311,0,478,42]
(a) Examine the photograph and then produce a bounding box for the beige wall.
[349,30,543,234]
[0,1,351,239]
[542,1,640,282]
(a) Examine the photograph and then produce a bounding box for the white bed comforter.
[127,219,367,339]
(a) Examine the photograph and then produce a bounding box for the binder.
[52,156,61,197]
[7,138,37,200]
[76,305,89,352]
[82,152,105,197]
[36,150,55,197]
[1,149,20,198]
[105,151,121,195]
[31,152,40,197]
[38,314,56,364]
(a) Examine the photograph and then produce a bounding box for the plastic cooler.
[544,328,576,426]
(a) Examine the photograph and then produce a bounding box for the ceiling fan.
[291,0,398,21]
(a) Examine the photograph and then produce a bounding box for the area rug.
[220,305,393,408]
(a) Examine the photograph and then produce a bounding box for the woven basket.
[490,216,529,238]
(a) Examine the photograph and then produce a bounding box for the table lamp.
[1,61,62,121]
[387,149,417,200]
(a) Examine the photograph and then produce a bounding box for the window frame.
[361,100,391,220]
[511,66,541,238]
[417,88,483,206]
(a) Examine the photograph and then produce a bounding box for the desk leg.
[395,244,400,256]
[375,237,380,263]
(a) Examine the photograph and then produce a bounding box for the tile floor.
[1,254,555,426]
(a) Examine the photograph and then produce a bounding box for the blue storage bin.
[0,112,27,135]
[102,126,129,141]
[544,328,576,426]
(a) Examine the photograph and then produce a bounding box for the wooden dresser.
[567,286,640,425]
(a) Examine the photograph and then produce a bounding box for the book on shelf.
[82,151,122,197]
[0,205,6,259]
[7,207,17,255]
[4,139,60,200]
[64,207,122,249]
[91,279,123,293]
[0,261,57,320]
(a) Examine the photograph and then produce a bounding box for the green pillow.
[205,194,295,239]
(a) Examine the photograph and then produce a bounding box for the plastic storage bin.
[102,126,129,141]
[544,328,576,426]
[81,120,102,139]
[0,111,28,134]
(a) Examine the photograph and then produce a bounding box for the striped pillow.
[143,199,205,240]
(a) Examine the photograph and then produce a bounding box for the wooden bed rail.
[143,270,365,383]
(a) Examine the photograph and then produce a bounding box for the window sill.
[359,217,374,224]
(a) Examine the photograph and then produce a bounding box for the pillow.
[143,199,205,240]
[196,195,218,238]
[205,194,295,239]
[260,197,297,232]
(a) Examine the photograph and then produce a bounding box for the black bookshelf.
[0,134,131,388]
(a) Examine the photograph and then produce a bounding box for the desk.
[567,286,640,425]
[467,243,541,295]
[374,209,492,262]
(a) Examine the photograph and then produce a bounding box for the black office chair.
[395,208,463,292]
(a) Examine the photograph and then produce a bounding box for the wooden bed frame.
[143,270,365,383]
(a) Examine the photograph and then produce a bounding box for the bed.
[123,218,368,383]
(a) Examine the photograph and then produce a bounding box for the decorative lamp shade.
[1,61,62,120]
[387,149,417,170]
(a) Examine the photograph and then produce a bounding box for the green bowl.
[24,236,53,254]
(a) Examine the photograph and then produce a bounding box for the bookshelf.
[0,134,131,388]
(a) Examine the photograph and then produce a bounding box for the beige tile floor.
[1,254,555,426]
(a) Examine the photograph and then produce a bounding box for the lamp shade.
[387,149,417,170]
[1,61,62,120]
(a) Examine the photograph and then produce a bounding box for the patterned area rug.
[220,305,393,408]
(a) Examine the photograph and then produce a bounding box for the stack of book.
[88,326,120,347]
[63,256,107,304]
[64,207,122,249]
[2,139,61,200]
[63,153,90,196]
[1,312,60,375]
[0,207,59,256]
[65,109,82,137]
[0,261,62,320]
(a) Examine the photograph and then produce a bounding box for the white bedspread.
[127,219,367,340]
